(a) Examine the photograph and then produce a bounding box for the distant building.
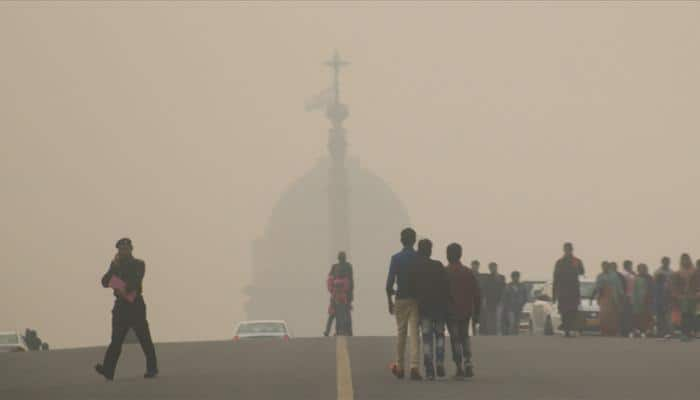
[244,52,410,336]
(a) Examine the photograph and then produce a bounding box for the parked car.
[233,320,291,341]
[529,279,599,335]
[0,331,28,352]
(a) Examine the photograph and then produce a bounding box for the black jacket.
[101,256,146,300]
[483,273,506,310]
[414,256,449,320]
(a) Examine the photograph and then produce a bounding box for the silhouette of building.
[244,52,410,336]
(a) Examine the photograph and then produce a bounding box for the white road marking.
[336,336,354,400]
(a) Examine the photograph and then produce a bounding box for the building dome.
[246,157,410,336]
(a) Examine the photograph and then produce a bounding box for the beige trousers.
[394,298,420,369]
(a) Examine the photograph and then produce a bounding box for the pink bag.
[108,275,136,303]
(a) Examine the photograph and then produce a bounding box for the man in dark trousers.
[553,242,585,337]
[503,271,528,335]
[445,243,481,379]
[620,260,637,337]
[653,257,673,339]
[483,262,506,335]
[324,251,354,336]
[413,239,449,380]
[471,260,488,335]
[610,262,627,336]
[386,228,421,380]
[95,238,158,380]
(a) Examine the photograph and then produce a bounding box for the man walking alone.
[95,238,158,380]
[553,242,585,337]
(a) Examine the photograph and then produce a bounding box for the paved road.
[1,336,698,400]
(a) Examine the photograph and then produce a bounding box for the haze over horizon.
[2,1,699,348]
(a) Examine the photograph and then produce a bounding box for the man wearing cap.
[95,238,158,380]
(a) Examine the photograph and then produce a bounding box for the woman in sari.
[632,264,654,338]
[670,254,699,342]
[594,261,624,337]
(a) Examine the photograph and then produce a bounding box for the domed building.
[244,53,410,336]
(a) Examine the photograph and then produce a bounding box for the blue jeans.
[504,310,522,335]
[420,318,445,373]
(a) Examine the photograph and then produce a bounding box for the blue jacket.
[386,247,418,300]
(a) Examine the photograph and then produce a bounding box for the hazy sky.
[2,1,699,348]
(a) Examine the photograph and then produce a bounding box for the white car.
[519,281,547,334]
[529,279,600,335]
[0,331,28,352]
[233,320,291,341]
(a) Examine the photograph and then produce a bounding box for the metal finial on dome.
[324,50,350,105]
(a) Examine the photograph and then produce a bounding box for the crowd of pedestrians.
[320,231,700,382]
[592,254,700,342]
[468,262,529,337]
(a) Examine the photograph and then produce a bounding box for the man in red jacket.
[445,243,481,379]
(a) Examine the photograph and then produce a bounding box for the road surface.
[1,336,697,400]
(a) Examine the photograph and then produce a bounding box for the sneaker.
[409,368,423,381]
[640,333,647,339]
[628,332,635,339]
[94,364,113,381]
[144,369,159,379]
[390,363,405,379]
[464,365,475,378]
[436,364,446,378]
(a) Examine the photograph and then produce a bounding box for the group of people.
[323,249,530,340]
[471,261,529,337]
[592,254,700,341]
[324,227,532,381]
[95,234,699,383]
[384,228,481,381]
